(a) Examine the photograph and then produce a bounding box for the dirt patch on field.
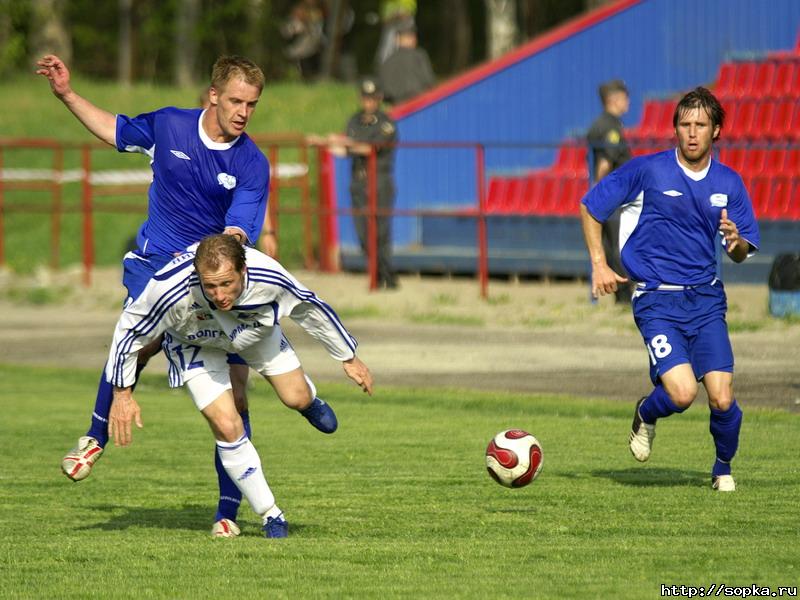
[1,266,798,412]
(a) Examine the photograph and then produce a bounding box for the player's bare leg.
[61,337,163,481]
[630,364,695,462]
[197,385,287,538]
[703,371,740,492]
[266,367,338,433]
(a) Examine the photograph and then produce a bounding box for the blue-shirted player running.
[580,87,760,492]
[37,54,337,534]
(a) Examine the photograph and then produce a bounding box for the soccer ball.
[485,429,543,488]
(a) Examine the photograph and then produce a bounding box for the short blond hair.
[210,55,265,94]
[194,234,246,274]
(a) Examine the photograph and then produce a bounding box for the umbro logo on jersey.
[662,190,683,197]
[170,150,191,160]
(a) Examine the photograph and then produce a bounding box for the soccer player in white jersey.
[580,87,760,492]
[106,234,373,538]
[36,54,309,533]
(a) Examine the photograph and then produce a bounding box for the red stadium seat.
[486,177,508,213]
[538,176,563,215]
[520,174,544,214]
[769,58,798,97]
[718,146,746,172]
[768,176,794,219]
[749,175,771,218]
[731,61,757,98]
[769,98,796,139]
[785,147,800,175]
[764,147,787,175]
[552,142,587,178]
[503,177,525,213]
[752,61,776,97]
[742,147,767,176]
[751,100,776,139]
[714,62,736,98]
[728,99,757,139]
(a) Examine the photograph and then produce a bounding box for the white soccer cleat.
[712,475,736,492]
[211,519,241,538]
[629,397,656,462]
[61,436,103,481]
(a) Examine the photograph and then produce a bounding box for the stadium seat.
[752,60,776,97]
[749,175,771,218]
[728,99,757,139]
[538,176,563,215]
[486,177,508,213]
[731,61,757,98]
[768,98,796,140]
[769,57,798,98]
[718,146,746,172]
[505,177,526,213]
[520,174,544,213]
[784,147,800,175]
[742,147,767,176]
[768,176,795,219]
[764,147,787,175]
[552,142,587,178]
[750,100,776,139]
[714,62,736,98]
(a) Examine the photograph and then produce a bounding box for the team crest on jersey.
[709,193,728,207]
[170,150,191,160]
[217,173,237,190]
[195,312,213,320]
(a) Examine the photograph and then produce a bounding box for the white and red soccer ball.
[485,429,543,488]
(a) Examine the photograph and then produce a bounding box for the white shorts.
[164,325,301,411]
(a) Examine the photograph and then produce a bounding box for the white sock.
[304,374,317,400]
[216,435,277,517]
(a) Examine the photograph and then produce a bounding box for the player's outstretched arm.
[580,204,628,297]
[343,357,373,395]
[109,387,143,447]
[36,54,117,147]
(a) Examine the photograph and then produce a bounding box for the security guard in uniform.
[330,78,399,288]
[587,79,632,303]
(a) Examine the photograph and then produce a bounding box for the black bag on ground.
[768,253,800,291]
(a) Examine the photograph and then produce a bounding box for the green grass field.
[1,75,355,273]
[1,364,798,599]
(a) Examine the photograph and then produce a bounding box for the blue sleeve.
[116,111,157,155]
[727,173,760,252]
[581,156,646,222]
[225,149,270,244]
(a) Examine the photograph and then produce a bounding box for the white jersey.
[106,246,357,388]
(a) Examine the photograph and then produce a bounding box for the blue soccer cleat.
[300,398,338,434]
[262,515,289,539]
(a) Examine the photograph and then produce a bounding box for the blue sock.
[710,399,742,477]
[87,362,146,448]
[213,411,252,522]
[638,384,686,424]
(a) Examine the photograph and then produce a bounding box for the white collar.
[674,148,710,181]
[198,109,241,150]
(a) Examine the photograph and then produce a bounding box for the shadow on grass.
[592,467,707,488]
[79,504,308,535]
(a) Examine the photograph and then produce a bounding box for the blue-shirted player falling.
[581,87,760,492]
[37,54,337,534]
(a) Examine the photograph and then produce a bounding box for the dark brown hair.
[673,86,725,137]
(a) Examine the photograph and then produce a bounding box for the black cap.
[359,77,382,97]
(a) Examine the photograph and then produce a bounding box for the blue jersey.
[116,107,269,255]
[582,149,760,287]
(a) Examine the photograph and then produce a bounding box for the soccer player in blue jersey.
[37,54,336,533]
[580,87,760,492]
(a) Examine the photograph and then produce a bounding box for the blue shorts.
[121,251,246,365]
[632,281,733,384]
